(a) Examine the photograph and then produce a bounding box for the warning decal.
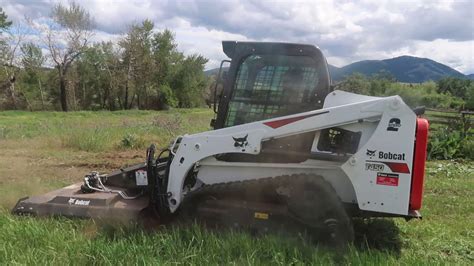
[254,212,269,220]
[376,172,399,186]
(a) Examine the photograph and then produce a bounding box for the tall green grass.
[0,161,472,265]
[0,212,435,265]
[0,109,213,151]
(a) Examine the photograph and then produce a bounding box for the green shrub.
[383,82,464,109]
[120,133,146,149]
[427,129,462,160]
[458,137,474,160]
[159,84,178,109]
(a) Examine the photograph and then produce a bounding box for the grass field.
[0,110,473,265]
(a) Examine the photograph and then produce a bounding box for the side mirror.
[413,106,425,116]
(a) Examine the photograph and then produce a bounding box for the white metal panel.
[165,91,417,214]
[341,96,416,215]
[323,90,381,108]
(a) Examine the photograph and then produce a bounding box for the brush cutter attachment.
[12,162,156,222]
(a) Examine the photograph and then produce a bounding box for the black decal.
[387,118,401,131]
[366,149,376,158]
[233,134,249,147]
[378,151,406,161]
[365,162,385,171]
[366,160,410,173]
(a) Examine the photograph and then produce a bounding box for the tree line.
[336,71,474,110]
[0,3,209,111]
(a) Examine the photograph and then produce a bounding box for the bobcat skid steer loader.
[13,41,429,245]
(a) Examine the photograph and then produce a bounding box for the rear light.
[409,118,429,210]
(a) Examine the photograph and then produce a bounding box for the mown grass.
[0,110,473,265]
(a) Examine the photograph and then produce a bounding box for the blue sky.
[3,0,474,73]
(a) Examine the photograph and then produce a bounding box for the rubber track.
[184,174,325,203]
[182,173,355,244]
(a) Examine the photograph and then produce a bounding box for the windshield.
[224,54,323,127]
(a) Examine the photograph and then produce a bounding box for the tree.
[0,13,211,111]
[465,83,474,110]
[99,42,125,110]
[119,20,154,109]
[337,73,370,94]
[437,77,472,99]
[171,54,209,107]
[0,7,12,33]
[151,29,182,108]
[21,42,46,109]
[74,42,122,110]
[0,7,12,93]
[369,70,396,95]
[1,16,26,109]
[43,2,94,111]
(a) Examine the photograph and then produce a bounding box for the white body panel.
[166,91,417,216]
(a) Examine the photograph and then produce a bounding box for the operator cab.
[213,41,331,129]
[212,41,333,163]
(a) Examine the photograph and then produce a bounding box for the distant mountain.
[329,56,467,83]
[206,56,470,83]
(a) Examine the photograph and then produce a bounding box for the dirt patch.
[54,150,144,171]
[0,139,144,209]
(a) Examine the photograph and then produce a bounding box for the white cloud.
[162,19,251,68]
[410,40,474,73]
[2,0,473,73]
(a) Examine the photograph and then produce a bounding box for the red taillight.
[410,118,429,210]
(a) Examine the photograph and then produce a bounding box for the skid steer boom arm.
[166,90,418,215]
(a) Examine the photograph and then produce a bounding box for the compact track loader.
[13,41,429,244]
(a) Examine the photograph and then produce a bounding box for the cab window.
[225,55,322,127]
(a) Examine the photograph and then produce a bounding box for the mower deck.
[12,183,149,222]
